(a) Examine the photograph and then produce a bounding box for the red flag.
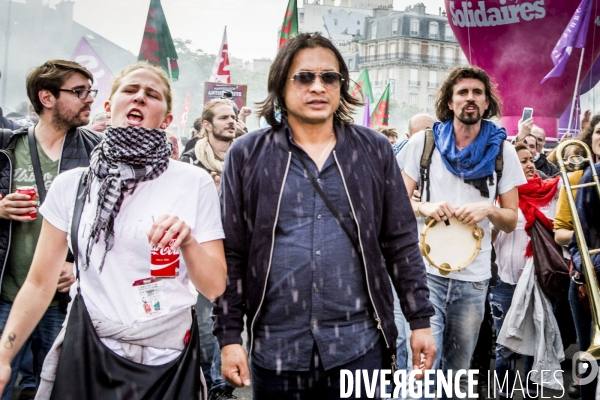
[179,90,191,130]
[279,0,299,49]
[138,0,179,81]
[371,84,390,127]
[210,27,231,83]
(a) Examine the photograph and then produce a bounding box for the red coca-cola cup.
[150,234,180,278]
[16,186,37,220]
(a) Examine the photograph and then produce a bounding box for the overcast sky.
[45,0,446,61]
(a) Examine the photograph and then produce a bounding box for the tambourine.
[419,216,484,275]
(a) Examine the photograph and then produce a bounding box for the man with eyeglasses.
[0,59,101,400]
[213,33,435,399]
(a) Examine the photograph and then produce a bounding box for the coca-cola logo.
[151,240,180,266]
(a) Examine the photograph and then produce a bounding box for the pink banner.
[445,0,600,143]
[70,37,114,118]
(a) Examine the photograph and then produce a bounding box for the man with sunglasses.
[213,33,435,400]
[0,60,101,400]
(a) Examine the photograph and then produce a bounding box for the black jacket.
[0,107,19,131]
[213,123,434,366]
[0,126,101,289]
[535,153,559,178]
[179,148,211,173]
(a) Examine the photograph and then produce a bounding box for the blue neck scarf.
[432,119,507,197]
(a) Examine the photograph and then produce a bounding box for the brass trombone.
[556,139,600,359]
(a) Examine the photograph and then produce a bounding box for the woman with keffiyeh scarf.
[491,143,561,399]
[0,63,227,399]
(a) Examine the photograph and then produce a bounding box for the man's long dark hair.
[435,66,502,122]
[257,33,362,130]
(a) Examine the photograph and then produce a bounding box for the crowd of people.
[0,32,598,400]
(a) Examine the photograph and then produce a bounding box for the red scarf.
[518,174,560,257]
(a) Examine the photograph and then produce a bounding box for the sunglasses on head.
[289,71,344,91]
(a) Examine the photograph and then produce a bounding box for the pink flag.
[179,90,191,130]
[70,37,114,116]
[209,27,231,83]
[362,94,371,128]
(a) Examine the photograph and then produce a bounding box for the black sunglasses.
[289,71,344,91]
[58,88,98,100]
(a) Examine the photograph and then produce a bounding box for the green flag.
[350,69,374,104]
[279,0,299,49]
[138,0,179,81]
[371,84,390,127]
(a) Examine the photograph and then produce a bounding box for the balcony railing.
[359,52,462,66]
[408,80,420,87]
[428,82,438,88]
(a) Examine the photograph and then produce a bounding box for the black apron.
[50,171,205,400]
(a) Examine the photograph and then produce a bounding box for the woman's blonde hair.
[109,62,173,115]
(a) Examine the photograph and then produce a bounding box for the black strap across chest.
[288,144,361,256]
[27,126,48,203]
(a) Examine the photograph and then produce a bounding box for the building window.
[429,22,438,39]
[445,47,455,64]
[429,45,439,61]
[445,24,455,41]
[409,69,419,87]
[428,71,437,88]
[409,93,418,105]
[392,20,399,35]
[369,45,376,56]
[389,68,394,79]
[379,44,386,55]
[410,43,420,62]
[410,19,419,36]
[348,59,353,70]
[371,23,378,40]
[428,95,435,111]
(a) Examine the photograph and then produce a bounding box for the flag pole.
[567,48,585,134]
[166,56,173,83]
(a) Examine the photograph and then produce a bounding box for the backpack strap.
[494,142,504,201]
[419,129,435,202]
[0,129,13,149]
[418,129,505,202]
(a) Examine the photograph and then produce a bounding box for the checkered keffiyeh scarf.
[83,126,172,272]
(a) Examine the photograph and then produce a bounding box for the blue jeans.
[18,343,35,390]
[489,280,534,398]
[392,286,412,371]
[0,301,64,400]
[428,274,489,400]
[195,292,233,395]
[251,340,383,400]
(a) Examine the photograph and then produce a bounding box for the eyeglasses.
[58,88,98,100]
[289,71,344,91]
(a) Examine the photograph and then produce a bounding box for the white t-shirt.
[494,191,559,285]
[397,130,526,281]
[40,160,224,364]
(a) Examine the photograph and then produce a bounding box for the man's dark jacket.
[535,153,559,177]
[0,107,19,131]
[213,123,434,368]
[0,126,101,288]
[179,148,211,173]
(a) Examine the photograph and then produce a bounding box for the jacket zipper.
[248,151,293,356]
[0,150,13,293]
[332,150,391,351]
